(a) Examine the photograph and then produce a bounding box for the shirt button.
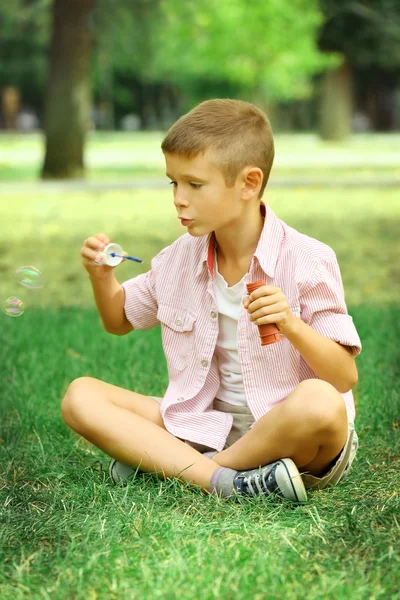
[201,360,208,367]
[177,397,185,402]
[175,319,182,326]
[211,311,217,318]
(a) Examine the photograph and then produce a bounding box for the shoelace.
[236,463,279,496]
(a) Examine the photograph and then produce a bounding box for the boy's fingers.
[85,236,104,250]
[96,233,110,246]
[81,247,100,262]
[84,234,109,250]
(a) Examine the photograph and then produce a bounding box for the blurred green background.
[1,0,400,178]
[1,2,399,599]
[0,132,399,310]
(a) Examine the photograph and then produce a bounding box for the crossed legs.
[61,377,218,491]
[211,379,349,477]
[61,377,348,494]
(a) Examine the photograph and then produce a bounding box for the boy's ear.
[242,167,263,197]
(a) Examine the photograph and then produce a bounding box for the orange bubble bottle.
[246,280,282,346]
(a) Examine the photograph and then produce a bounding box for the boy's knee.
[290,379,347,432]
[61,376,94,422]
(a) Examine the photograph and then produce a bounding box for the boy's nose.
[173,193,189,208]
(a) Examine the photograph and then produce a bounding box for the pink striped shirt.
[122,202,362,451]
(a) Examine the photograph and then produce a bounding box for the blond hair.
[161,98,274,199]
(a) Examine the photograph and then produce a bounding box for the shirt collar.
[195,201,284,280]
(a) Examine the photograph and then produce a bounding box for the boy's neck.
[214,205,264,268]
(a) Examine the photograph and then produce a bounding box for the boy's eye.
[169,181,202,190]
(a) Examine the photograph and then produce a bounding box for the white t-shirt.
[213,248,248,407]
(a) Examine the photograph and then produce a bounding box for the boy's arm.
[285,251,362,393]
[90,243,169,335]
[90,272,134,335]
[280,316,358,393]
[119,245,171,331]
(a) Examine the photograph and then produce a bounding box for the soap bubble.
[16,266,43,289]
[4,296,24,317]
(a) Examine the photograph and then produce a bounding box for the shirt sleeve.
[299,253,362,358]
[121,245,169,330]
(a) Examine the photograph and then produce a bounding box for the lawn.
[0,186,399,308]
[1,131,400,181]
[0,133,399,599]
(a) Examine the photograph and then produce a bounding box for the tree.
[142,0,335,108]
[0,0,50,123]
[2,0,337,177]
[318,0,400,138]
[96,0,335,128]
[41,0,96,178]
[92,0,172,130]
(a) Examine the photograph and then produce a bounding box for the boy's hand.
[242,285,297,334]
[81,233,126,279]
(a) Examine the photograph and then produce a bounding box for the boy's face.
[164,150,258,237]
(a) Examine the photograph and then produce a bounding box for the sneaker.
[109,459,137,485]
[233,458,307,502]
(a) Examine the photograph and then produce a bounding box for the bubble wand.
[110,253,143,263]
[96,243,143,267]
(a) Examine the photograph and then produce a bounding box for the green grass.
[0,131,399,181]
[0,186,399,308]
[1,304,399,599]
[1,133,399,598]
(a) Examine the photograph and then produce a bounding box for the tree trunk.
[140,83,158,130]
[168,84,185,121]
[1,87,21,130]
[365,71,397,131]
[96,42,115,130]
[250,84,277,129]
[319,59,353,140]
[41,0,96,179]
[154,83,171,129]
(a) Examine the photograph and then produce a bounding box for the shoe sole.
[109,459,118,484]
[109,459,139,485]
[275,458,307,502]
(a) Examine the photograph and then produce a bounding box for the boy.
[62,99,362,502]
